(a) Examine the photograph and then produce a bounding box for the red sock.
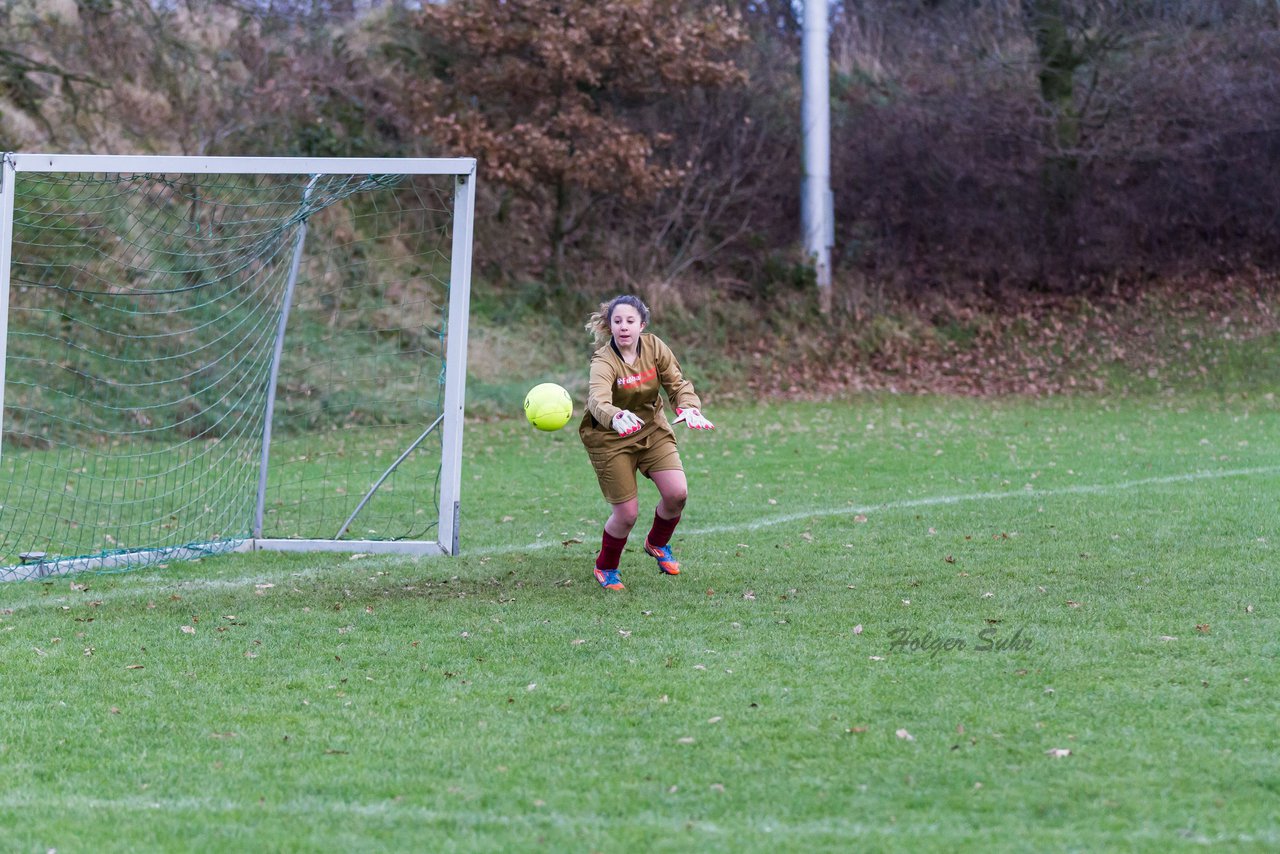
[646,512,681,549]
[596,530,628,570]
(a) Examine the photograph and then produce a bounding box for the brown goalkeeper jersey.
[579,333,702,454]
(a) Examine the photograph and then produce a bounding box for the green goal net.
[0,154,476,581]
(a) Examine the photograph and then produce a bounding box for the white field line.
[477,464,1280,554]
[0,792,1275,846]
[687,463,1280,537]
[0,792,793,838]
[3,465,1276,613]
[0,791,916,840]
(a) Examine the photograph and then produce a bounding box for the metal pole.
[0,154,17,462]
[802,0,833,295]
[253,175,319,539]
[334,413,446,540]
[437,169,477,555]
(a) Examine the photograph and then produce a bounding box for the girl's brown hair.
[585,294,650,345]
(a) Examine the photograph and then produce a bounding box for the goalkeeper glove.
[674,407,714,430]
[612,410,644,436]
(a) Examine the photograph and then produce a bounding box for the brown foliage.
[397,0,747,275]
[410,0,744,194]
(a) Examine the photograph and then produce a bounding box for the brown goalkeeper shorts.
[588,430,684,505]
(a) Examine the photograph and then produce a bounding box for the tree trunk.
[1024,0,1081,279]
[550,178,569,283]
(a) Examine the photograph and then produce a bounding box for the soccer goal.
[0,153,476,581]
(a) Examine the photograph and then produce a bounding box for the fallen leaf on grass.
[126,664,144,670]
[1066,600,1082,608]
[1195,623,1210,634]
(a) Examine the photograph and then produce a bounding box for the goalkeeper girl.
[579,294,714,590]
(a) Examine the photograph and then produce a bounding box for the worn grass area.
[1,396,1278,851]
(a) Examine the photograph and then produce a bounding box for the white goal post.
[0,153,476,581]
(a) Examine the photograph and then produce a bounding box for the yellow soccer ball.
[523,382,573,431]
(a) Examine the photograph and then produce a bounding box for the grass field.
[1,394,1278,851]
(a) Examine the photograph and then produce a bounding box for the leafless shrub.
[826,0,1280,291]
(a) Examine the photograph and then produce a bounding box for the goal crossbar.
[5,153,475,176]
